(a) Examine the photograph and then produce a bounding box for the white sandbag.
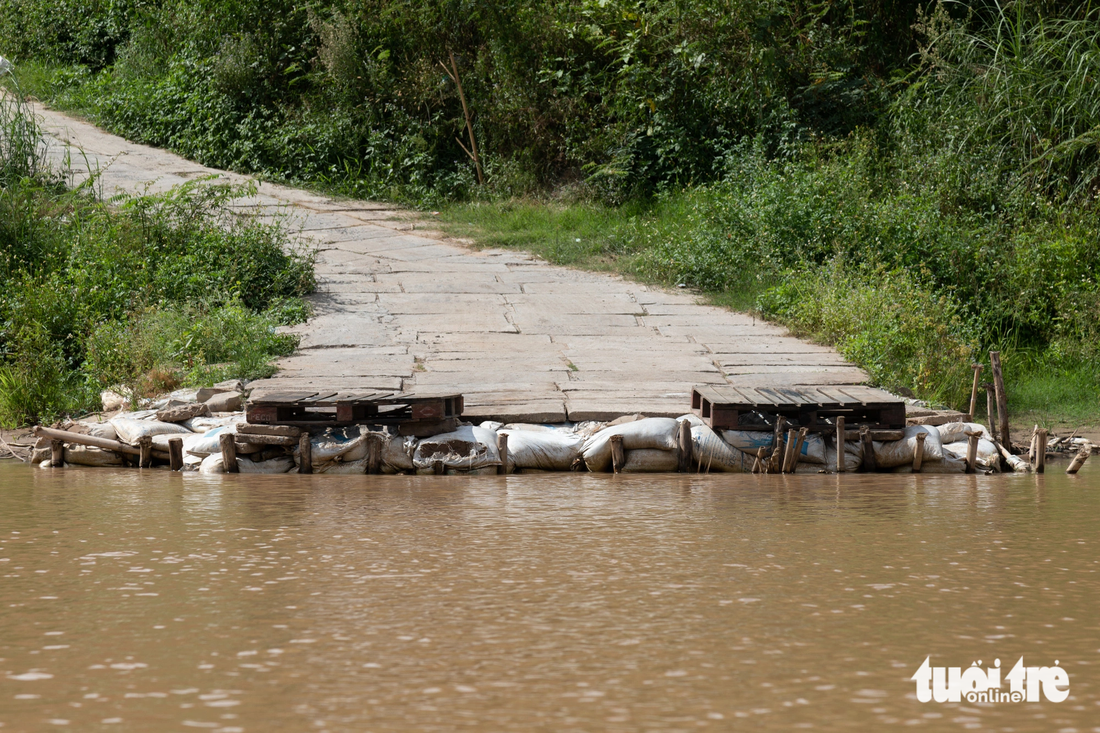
[183,452,203,471]
[620,448,679,473]
[872,426,944,469]
[582,418,680,472]
[110,416,191,445]
[75,421,118,441]
[413,426,501,470]
[942,439,1001,470]
[499,429,583,471]
[501,422,577,434]
[572,421,607,439]
[825,442,863,472]
[237,456,295,474]
[382,435,416,472]
[937,422,994,444]
[198,454,224,474]
[64,445,124,467]
[314,458,368,474]
[479,420,504,431]
[690,423,753,472]
[720,429,827,464]
[294,427,366,463]
[38,459,68,469]
[184,425,238,457]
[897,454,968,473]
[182,414,245,432]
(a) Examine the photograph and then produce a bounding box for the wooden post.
[610,434,625,474]
[433,460,445,475]
[677,419,692,473]
[969,364,983,419]
[1034,428,1047,474]
[835,417,845,473]
[912,432,926,473]
[497,433,509,475]
[168,437,184,471]
[138,436,154,469]
[50,439,64,467]
[297,432,312,474]
[366,434,381,475]
[752,447,764,474]
[984,383,998,439]
[219,433,237,473]
[781,428,799,473]
[788,428,808,473]
[965,431,980,473]
[1027,425,1039,465]
[770,418,786,473]
[860,426,876,472]
[990,351,1011,450]
[1067,447,1091,474]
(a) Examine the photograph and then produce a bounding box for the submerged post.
[860,426,876,472]
[497,432,509,475]
[677,419,692,472]
[990,351,1011,450]
[835,417,846,473]
[610,434,625,474]
[367,434,382,475]
[782,429,799,473]
[1034,428,1048,474]
[168,437,184,471]
[50,439,64,467]
[219,433,237,473]
[965,431,980,473]
[138,436,153,469]
[913,432,926,473]
[1067,446,1091,474]
[298,432,312,474]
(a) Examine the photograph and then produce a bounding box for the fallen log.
[33,426,169,461]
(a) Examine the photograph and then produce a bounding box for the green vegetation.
[0,75,313,426]
[1,0,1098,424]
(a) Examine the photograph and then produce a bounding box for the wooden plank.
[752,387,796,405]
[250,391,318,405]
[299,392,340,404]
[836,387,868,406]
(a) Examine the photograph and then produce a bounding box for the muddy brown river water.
[1,461,1098,732]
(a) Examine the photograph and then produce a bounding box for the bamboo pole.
[968,364,983,419]
[789,428,808,473]
[1034,428,1047,474]
[996,441,1030,472]
[440,51,483,185]
[835,417,845,473]
[990,351,1011,450]
[912,432,926,473]
[1067,447,1091,474]
[782,428,799,473]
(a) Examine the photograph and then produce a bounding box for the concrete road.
[35,105,867,422]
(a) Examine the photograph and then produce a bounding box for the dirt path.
[36,105,867,422]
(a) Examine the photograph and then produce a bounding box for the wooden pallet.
[691,385,905,432]
[246,391,463,427]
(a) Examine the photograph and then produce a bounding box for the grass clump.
[0,69,314,426]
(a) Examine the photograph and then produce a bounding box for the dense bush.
[0,77,313,425]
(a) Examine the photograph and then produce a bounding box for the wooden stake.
[677,419,692,472]
[433,460,445,475]
[367,434,381,475]
[969,363,983,419]
[965,431,980,473]
[984,383,998,439]
[50,439,64,467]
[1034,428,1047,474]
[752,447,764,474]
[860,426,876,472]
[770,418,786,473]
[168,437,183,471]
[789,428,808,473]
[1067,446,1091,474]
[990,351,1011,450]
[219,433,237,473]
[835,417,845,473]
[912,432,926,473]
[610,434,625,474]
[1027,425,1039,465]
[440,51,483,185]
[781,428,799,473]
[497,433,509,475]
[298,432,312,474]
